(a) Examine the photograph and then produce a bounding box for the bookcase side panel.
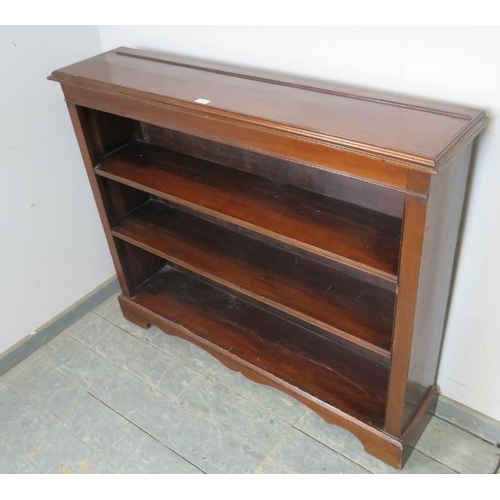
[403,144,473,429]
[65,102,133,295]
[385,192,428,436]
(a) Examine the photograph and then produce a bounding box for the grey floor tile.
[252,465,272,474]
[0,349,41,386]
[67,313,174,388]
[295,410,456,474]
[115,378,265,474]
[40,332,264,473]
[39,333,113,390]
[63,392,201,474]
[262,428,368,474]
[0,385,117,474]
[43,330,70,352]
[0,437,41,473]
[416,416,500,474]
[223,374,307,425]
[159,362,291,456]
[0,383,44,438]
[132,407,264,474]
[6,358,84,423]
[436,395,500,446]
[33,434,118,474]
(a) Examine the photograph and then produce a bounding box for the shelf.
[130,265,389,428]
[112,199,396,356]
[97,141,402,282]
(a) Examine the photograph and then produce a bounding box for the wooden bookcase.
[50,47,487,468]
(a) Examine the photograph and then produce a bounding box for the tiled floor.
[1,293,499,474]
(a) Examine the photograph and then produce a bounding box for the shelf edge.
[112,228,392,361]
[96,166,399,285]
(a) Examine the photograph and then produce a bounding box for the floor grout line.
[258,426,295,471]
[0,384,119,474]
[431,413,500,447]
[85,392,206,474]
[72,313,305,427]
[2,366,205,474]
[0,435,45,474]
[493,459,500,475]
[290,424,373,474]
[40,331,273,462]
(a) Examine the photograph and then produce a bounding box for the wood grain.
[61,84,415,191]
[403,146,473,427]
[65,104,133,296]
[97,142,403,281]
[126,264,389,427]
[142,123,406,218]
[50,47,487,468]
[385,195,428,435]
[49,47,488,169]
[112,200,396,356]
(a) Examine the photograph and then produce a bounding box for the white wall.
[98,26,500,421]
[0,26,115,353]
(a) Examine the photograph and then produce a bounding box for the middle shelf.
[111,198,396,357]
[96,141,403,282]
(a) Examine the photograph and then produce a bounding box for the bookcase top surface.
[50,47,487,171]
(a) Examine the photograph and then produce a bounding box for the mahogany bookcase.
[50,47,487,468]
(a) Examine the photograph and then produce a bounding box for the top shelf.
[96,141,403,282]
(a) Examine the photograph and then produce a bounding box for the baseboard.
[435,394,500,445]
[0,276,119,377]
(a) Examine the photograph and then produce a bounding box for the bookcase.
[50,47,487,468]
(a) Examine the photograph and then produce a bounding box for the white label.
[194,98,211,105]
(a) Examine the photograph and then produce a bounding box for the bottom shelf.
[127,264,389,428]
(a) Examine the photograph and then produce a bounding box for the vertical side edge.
[385,189,428,436]
[386,144,473,436]
[65,102,132,295]
[402,145,473,428]
[401,386,438,465]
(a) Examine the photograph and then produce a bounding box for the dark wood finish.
[59,83,419,192]
[142,124,406,218]
[51,48,487,469]
[386,146,473,436]
[385,194,428,435]
[50,47,486,170]
[98,177,149,226]
[403,146,473,428]
[127,265,389,426]
[97,142,403,281]
[119,291,404,468]
[401,386,439,466]
[112,199,396,356]
[112,239,165,297]
[76,106,139,164]
[155,199,396,292]
[66,104,133,296]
